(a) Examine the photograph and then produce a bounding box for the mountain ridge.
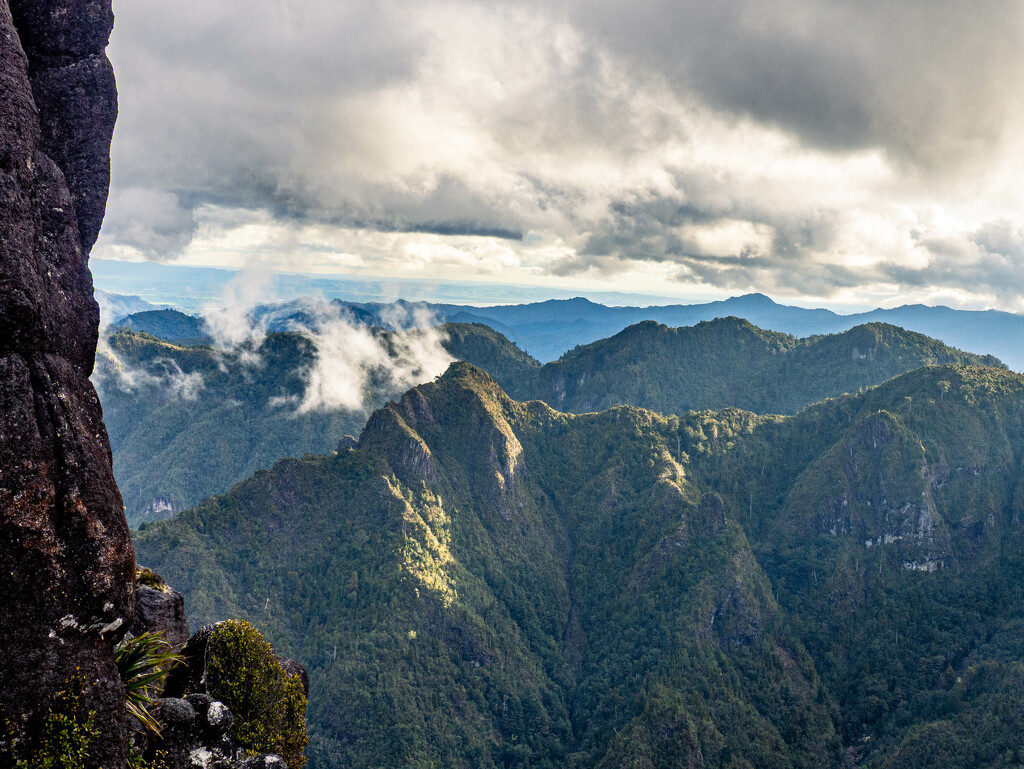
[135,360,1024,768]
[103,288,1024,369]
[100,317,1002,525]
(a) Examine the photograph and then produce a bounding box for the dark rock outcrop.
[0,1,131,767]
[149,692,287,769]
[131,568,191,650]
[147,695,254,769]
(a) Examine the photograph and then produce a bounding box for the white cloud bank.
[289,303,452,414]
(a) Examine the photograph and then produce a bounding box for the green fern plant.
[114,632,182,736]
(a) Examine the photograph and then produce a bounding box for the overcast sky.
[95,0,1024,310]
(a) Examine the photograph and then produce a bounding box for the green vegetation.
[203,621,309,769]
[438,322,540,398]
[135,566,167,590]
[114,632,182,735]
[533,318,1002,416]
[97,330,368,527]
[134,361,1024,768]
[105,307,1024,769]
[100,319,993,527]
[98,323,539,526]
[4,678,98,769]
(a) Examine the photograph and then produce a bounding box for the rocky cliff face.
[0,1,133,766]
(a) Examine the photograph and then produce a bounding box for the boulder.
[149,698,198,769]
[131,579,191,650]
[148,694,290,769]
[237,756,288,769]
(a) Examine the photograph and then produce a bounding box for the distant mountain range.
[98,317,1000,526]
[95,288,158,326]
[100,290,1024,370]
[135,360,1024,769]
[405,293,1024,369]
[528,318,1001,415]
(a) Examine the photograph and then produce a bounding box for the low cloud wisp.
[288,303,453,414]
[196,274,454,415]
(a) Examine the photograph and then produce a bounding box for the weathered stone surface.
[149,698,198,769]
[7,0,114,61]
[154,697,198,729]
[159,622,308,767]
[0,1,131,766]
[29,52,117,252]
[186,693,235,741]
[148,694,291,769]
[9,0,116,252]
[132,582,191,649]
[237,756,288,769]
[163,623,218,700]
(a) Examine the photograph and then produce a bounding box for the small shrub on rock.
[205,621,308,769]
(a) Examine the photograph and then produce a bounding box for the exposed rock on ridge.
[0,1,132,767]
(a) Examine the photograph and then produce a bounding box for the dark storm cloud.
[105,0,435,256]
[570,0,1023,170]
[100,188,198,258]
[562,191,856,296]
[673,250,867,296]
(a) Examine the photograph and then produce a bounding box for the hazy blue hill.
[472,296,612,324]
[444,310,520,340]
[95,289,158,324]
[254,299,377,330]
[399,294,1024,374]
[531,318,1002,416]
[850,304,1024,374]
[134,362,1024,769]
[113,308,212,345]
[428,295,1022,368]
[90,256,1024,367]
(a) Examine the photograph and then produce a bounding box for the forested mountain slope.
[113,308,212,345]
[98,324,538,525]
[135,362,1024,769]
[532,318,1002,415]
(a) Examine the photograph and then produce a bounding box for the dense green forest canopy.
[135,361,1024,768]
[531,318,1002,415]
[98,318,996,526]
